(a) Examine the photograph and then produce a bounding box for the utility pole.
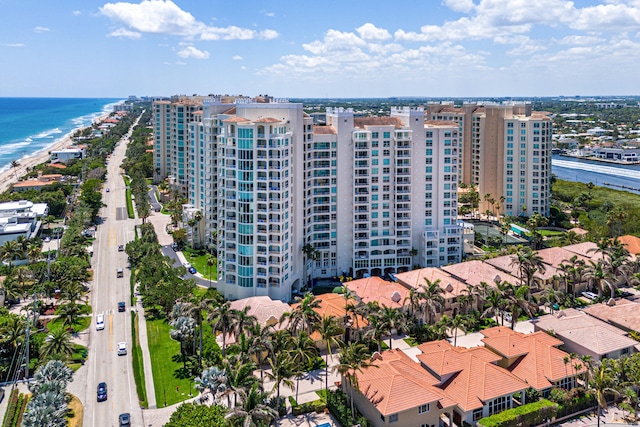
[25,292,37,383]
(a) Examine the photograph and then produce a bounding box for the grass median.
[131,311,148,408]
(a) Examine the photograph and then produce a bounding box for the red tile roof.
[346,277,409,309]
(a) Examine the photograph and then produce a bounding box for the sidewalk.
[136,296,157,410]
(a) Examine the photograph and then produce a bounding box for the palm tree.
[510,246,546,293]
[206,254,216,287]
[208,301,239,356]
[57,302,81,330]
[225,383,278,427]
[315,315,344,392]
[0,315,26,354]
[224,357,258,407]
[1,240,22,269]
[10,160,20,180]
[266,350,295,411]
[169,315,196,369]
[246,323,274,384]
[590,360,619,427]
[41,328,75,361]
[336,343,376,419]
[195,366,228,403]
[403,287,423,319]
[482,287,503,323]
[234,306,257,340]
[288,330,318,401]
[364,312,386,353]
[282,293,321,335]
[184,295,216,369]
[420,278,445,325]
[450,315,466,347]
[583,260,615,299]
[378,306,405,349]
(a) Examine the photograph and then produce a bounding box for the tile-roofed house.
[485,253,559,289]
[290,293,367,347]
[481,326,585,394]
[617,235,640,256]
[12,173,63,192]
[534,308,638,360]
[346,349,455,427]
[229,296,290,329]
[441,260,514,290]
[562,242,600,260]
[582,298,640,334]
[346,276,409,310]
[536,247,590,270]
[416,340,528,425]
[395,267,467,313]
[216,296,292,348]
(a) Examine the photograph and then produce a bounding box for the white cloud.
[100,0,202,36]
[259,29,279,40]
[356,23,392,41]
[177,45,209,59]
[571,3,640,31]
[232,55,243,60]
[4,43,24,47]
[100,0,279,41]
[443,0,476,13]
[557,35,606,45]
[34,26,50,33]
[108,28,142,39]
[72,10,81,16]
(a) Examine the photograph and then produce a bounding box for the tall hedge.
[478,399,558,427]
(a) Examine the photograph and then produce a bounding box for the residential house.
[345,276,410,311]
[485,253,559,291]
[11,172,63,192]
[534,308,639,361]
[582,298,640,334]
[394,268,468,319]
[416,340,529,425]
[481,326,586,396]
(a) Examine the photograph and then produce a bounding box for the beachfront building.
[0,200,48,245]
[49,147,86,163]
[152,96,206,191]
[154,96,463,300]
[426,102,553,217]
[12,171,64,192]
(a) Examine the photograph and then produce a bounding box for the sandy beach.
[0,112,112,195]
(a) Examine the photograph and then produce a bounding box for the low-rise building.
[534,308,639,361]
[582,298,640,334]
[0,200,48,245]
[49,147,86,163]
[481,326,585,396]
[11,172,63,192]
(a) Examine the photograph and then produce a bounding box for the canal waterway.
[551,155,640,195]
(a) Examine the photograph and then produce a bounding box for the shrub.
[326,389,370,427]
[478,399,557,427]
[290,396,327,416]
[2,388,19,427]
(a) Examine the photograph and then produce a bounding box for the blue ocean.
[0,97,122,173]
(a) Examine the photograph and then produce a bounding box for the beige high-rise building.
[427,102,552,217]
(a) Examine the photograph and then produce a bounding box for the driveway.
[160,245,212,288]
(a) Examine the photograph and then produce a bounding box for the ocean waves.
[0,98,122,172]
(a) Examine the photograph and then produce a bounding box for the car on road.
[118,244,124,252]
[96,314,105,331]
[106,188,110,192]
[171,242,179,251]
[118,413,131,426]
[117,268,124,278]
[581,291,598,300]
[43,236,50,242]
[97,382,107,402]
[118,301,125,312]
[188,266,196,274]
[117,342,127,355]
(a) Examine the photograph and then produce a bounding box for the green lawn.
[46,316,91,334]
[68,344,88,371]
[182,248,217,281]
[403,337,419,347]
[125,189,135,218]
[539,230,564,237]
[146,318,194,407]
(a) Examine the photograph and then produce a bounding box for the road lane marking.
[109,227,117,246]
[109,314,114,352]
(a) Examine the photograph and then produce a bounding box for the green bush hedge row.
[1,388,19,427]
[288,396,327,416]
[326,389,370,427]
[478,399,558,427]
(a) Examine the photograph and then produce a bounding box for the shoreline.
[0,111,112,194]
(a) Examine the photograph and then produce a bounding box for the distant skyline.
[1,0,640,99]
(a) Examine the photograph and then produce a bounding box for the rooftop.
[346,276,409,309]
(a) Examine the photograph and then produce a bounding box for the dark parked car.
[118,301,125,312]
[97,382,107,402]
[118,245,124,252]
[118,413,131,426]
[188,266,197,274]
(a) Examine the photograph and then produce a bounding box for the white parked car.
[117,342,127,356]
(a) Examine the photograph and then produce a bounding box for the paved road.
[82,122,142,427]
[160,245,212,288]
[148,185,161,212]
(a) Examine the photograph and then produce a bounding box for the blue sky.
[1,0,640,98]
